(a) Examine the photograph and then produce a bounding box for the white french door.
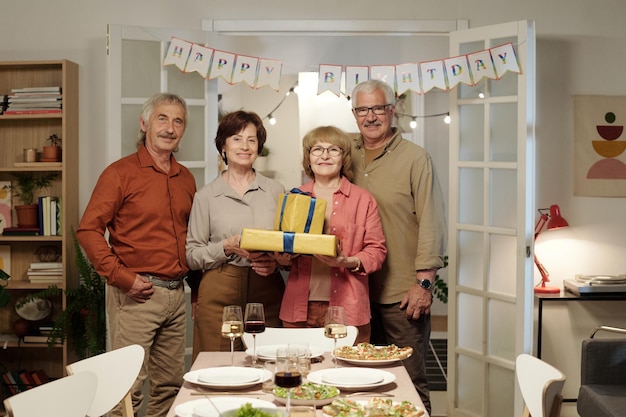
[106,24,219,187]
[447,21,536,417]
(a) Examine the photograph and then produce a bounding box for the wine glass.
[324,305,347,367]
[221,305,243,366]
[244,302,266,365]
[275,346,301,412]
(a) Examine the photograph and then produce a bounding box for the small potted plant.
[0,268,10,307]
[8,172,58,228]
[42,134,62,162]
[255,146,270,172]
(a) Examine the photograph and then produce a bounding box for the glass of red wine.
[275,346,301,412]
[244,302,266,365]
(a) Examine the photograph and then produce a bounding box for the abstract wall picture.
[574,95,626,196]
[0,181,11,233]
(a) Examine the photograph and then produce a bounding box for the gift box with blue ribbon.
[240,228,337,256]
[273,188,327,234]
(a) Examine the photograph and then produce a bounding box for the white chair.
[66,344,144,417]
[516,353,566,417]
[242,326,358,352]
[4,371,98,417]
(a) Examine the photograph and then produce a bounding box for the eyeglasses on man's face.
[309,146,343,157]
[353,104,392,117]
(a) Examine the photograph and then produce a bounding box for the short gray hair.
[137,93,188,148]
[350,79,396,108]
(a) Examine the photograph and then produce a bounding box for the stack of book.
[1,369,49,394]
[27,261,62,284]
[38,196,61,236]
[2,86,62,115]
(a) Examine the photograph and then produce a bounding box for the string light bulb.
[409,118,417,129]
[443,113,451,124]
[396,111,451,126]
[263,83,298,125]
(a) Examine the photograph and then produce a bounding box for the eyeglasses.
[310,146,343,157]
[353,104,392,117]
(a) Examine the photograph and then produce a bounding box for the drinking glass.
[244,302,266,365]
[275,346,301,412]
[324,305,347,367]
[221,305,243,366]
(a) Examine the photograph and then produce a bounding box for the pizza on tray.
[322,397,425,417]
[334,343,413,361]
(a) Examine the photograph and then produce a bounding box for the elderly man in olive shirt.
[350,80,447,415]
[77,93,197,417]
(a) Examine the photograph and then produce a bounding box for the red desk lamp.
[534,204,569,294]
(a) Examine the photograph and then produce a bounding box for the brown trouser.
[193,264,285,361]
[107,284,186,417]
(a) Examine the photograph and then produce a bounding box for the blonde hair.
[301,126,353,181]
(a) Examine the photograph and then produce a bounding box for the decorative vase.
[15,204,39,228]
[42,146,62,162]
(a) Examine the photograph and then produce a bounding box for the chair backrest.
[66,344,144,417]
[516,353,566,417]
[242,326,358,352]
[4,371,98,417]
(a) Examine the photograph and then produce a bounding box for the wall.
[1,0,626,313]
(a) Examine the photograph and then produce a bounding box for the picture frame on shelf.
[0,245,10,276]
[0,181,11,234]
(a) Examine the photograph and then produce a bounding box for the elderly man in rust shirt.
[77,93,197,417]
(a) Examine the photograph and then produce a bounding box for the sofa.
[577,337,626,417]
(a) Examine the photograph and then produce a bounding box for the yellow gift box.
[240,228,337,256]
[273,189,327,234]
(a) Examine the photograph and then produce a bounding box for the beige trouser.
[193,264,285,361]
[107,284,186,417]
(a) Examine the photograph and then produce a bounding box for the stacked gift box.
[240,189,337,256]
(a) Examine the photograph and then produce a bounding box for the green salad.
[232,403,282,417]
[273,382,340,400]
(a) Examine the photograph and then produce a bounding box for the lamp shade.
[546,204,568,230]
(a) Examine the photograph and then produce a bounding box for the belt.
[144,274,185,290]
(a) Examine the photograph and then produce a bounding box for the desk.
[167,352,429,417]
[535,293,626,401]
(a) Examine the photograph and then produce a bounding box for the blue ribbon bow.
[277,188,317,233]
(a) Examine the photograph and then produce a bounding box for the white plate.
[183,367,271,389]
[335,356,408,366]
[175,397,276,417]
[308,368,396,390]
[321,369,383,386]
[248,345,325,360]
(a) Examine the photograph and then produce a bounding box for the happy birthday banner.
[163,37,520,95]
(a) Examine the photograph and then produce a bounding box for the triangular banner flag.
[444,55,473,89]
[209,50,236,82]
[231,55,259,87]
[491,43,521,79]
[185,44,214,77]
[467,49,497,83]
[318,64,343,96]
[163,37,192,71]
[370,66,396,94]
[420,60,448,93]
[256,59,282,91]
[345,66,369,98]
[395,63,421,95]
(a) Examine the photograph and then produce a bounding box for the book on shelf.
[27,269,62,275]
[2,371,20,395]
[1,227,40,236]
[8,96,62,102]
[11,86,61,94]
[8,101,62,107]
[22,334,59,344]
[29,277,63,284]
[29,262,63,270]
[30,369,49,385]
[50,197,57,236]
[18,370,36,389]
[3,108,62,115]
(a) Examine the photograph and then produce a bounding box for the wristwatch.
[417,278,433,290]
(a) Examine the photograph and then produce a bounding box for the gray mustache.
[364,121,382,127]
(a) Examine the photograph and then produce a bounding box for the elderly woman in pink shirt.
[278,126,387,343]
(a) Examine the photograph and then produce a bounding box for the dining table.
[166,351,430,417]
